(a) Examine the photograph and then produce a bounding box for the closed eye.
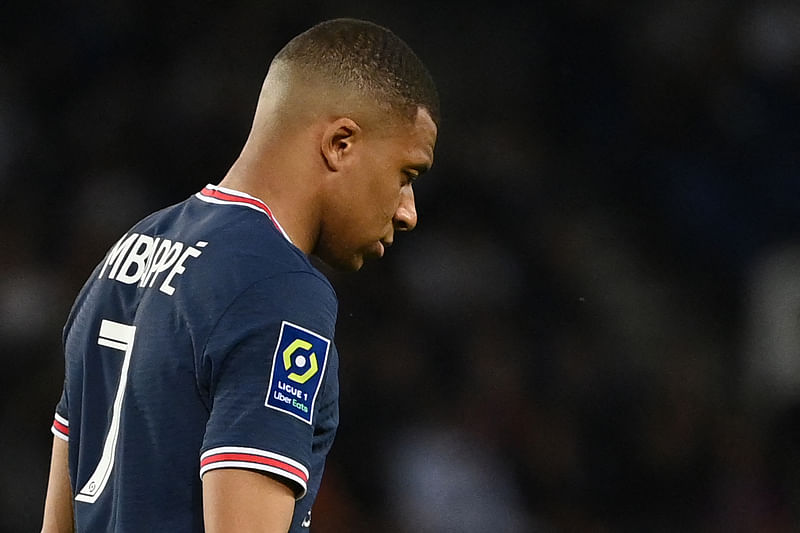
[403,170,419,187]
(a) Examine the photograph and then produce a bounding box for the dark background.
[2,1,800,531]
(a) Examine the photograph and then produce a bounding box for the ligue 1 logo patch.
[265,321,330,425]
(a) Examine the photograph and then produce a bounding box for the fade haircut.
[273,18,440,127]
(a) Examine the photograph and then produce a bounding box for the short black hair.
[274,18,440,126]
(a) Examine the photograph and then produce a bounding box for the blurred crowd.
[2,1,799,531]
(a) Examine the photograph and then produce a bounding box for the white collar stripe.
[196,184,293,244]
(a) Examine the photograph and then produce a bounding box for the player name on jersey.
[98,232,207,295]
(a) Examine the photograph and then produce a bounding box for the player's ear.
[320,118,361,172]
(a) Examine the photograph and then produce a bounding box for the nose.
[393,186,417,232]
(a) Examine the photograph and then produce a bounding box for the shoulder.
[224,270,338,333]
[201,246,337,322]
[201,269,338,383]
[146,193,331,301]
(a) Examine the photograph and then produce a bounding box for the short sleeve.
[199,271,337,499]
[51,386,69,441]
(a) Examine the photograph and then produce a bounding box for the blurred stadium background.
[3,1,800,531]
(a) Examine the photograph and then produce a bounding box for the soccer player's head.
[250,18,439,271]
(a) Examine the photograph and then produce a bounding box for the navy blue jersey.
[51,184,339,532]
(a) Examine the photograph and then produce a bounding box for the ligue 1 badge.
[265,321,330,424]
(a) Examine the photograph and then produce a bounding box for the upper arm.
[203,469,294,533]
[41,435,73,533]
[199,271,337,519]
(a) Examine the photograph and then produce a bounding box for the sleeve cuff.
[51,413,69,442]
[199,446,309,500]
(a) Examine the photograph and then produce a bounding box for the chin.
[314,238,377,272]
[337,258,365,272]
[317,251,364,272]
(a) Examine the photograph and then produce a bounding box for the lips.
[372,240,390,259]
[379,238,394,256]
[364,238,392,261]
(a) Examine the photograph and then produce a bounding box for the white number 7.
[75,319,137,504]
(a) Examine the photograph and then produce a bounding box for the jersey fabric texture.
[51,184,339,532]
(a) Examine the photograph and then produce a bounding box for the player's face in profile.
[318,107,437,271]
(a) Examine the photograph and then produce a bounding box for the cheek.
[374,186,400,221]
[371,172,402,218]
[356,154,401,222]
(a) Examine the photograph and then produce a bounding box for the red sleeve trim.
[199,446,309,499]
[51,413,69,441]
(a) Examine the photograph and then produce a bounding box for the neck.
[219,144,321,255]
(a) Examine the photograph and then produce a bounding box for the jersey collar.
[195,184,293,244]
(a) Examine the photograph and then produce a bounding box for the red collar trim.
[196,184,292,243]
